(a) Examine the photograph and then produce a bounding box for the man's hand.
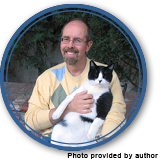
[67,90,94,114]
[49,91,94,125]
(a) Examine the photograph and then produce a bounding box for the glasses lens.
[62,38,69,43]
[61,38,84,45]
[74,39,82,45]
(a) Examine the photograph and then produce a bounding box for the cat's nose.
[99,80,102,83]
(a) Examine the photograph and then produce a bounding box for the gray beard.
[63,54,78,65]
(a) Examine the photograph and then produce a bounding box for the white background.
[0,0,159,159]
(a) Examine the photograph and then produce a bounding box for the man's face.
[60,20,93,65]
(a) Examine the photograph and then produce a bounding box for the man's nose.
[68,40,75,48]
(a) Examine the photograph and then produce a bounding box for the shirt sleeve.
[101,71,126,138]
[25,76,53,131]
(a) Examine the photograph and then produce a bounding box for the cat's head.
[88,60,114,87]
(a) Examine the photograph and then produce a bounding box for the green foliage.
[8,9,142,91]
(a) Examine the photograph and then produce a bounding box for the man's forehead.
[64,20,87,30]
[65,20,87,26]
[62,20,87,35]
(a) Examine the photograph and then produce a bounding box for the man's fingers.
[81,93,93,100]
[76,90,88,96]
[81,108,92,114]
[76,91,93,101]
[71,91,95,114]
[83,99,94,106]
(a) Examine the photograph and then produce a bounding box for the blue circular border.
[0,4,147,151]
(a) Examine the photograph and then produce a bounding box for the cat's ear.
[108,64,114,71]
[90,60,97,68]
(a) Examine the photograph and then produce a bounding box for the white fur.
[87,118,104,140]
[51,74,110,146]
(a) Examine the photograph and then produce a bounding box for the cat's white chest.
[83,81,108,100]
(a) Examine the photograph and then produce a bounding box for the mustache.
[63,48,79,53]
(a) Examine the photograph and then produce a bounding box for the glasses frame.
[61,37,88,46]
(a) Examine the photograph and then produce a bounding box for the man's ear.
[86,41,93,53]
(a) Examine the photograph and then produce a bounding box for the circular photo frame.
[1,4,147,151]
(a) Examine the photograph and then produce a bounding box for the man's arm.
[25,77,53,131]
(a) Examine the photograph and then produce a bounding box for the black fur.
[96,90,113,120]
[80,116,93,123]
[88,60,113,83]
[59,119,67,127]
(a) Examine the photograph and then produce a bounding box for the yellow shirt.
[25,58,126,138]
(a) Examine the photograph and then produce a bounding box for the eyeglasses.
[61,37,88,46]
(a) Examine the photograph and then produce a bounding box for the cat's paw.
[52,110,62,120]
[87,130,96,140]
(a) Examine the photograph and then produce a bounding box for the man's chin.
[64,57,78,65]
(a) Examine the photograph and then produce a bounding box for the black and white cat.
[51,60,113,146]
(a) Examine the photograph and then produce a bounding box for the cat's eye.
[103,71,109,78]
[94,72,98,77]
